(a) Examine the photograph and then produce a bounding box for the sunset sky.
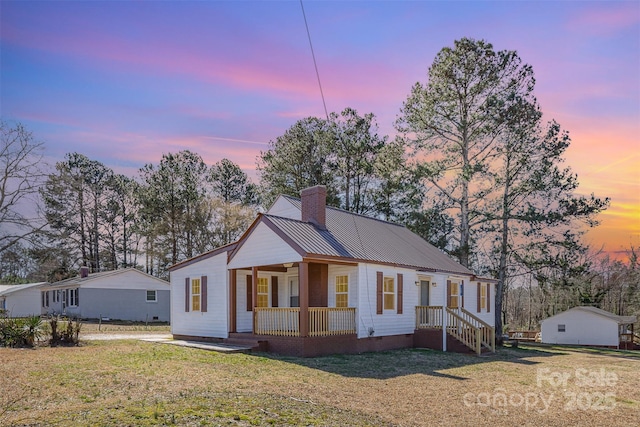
[1,1,638,257]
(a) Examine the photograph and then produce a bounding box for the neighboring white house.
[541,306,637,348]
[169,186,496,357]
[43,268,170,322]
[0,282,47,317]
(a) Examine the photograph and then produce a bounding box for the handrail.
[460,308,495,352]
[446,308,482,355]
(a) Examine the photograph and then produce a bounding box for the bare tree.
[0,121,47,253]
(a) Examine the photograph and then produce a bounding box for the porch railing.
[254,307,299,336]
[254,307,356,337]
[415,306,495,355]
[415,305,443,329]
[309,307,356,337]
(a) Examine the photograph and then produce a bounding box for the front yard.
[1,341,638,426]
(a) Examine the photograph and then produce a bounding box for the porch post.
[252,266,258,332]
[229,269,237,333]
[299,261,309,337]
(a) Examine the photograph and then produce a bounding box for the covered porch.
[227,260,357,339]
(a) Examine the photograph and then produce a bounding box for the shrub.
[48,316,82,346]
[0,315,42,348]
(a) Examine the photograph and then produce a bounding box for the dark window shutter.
[271,276,278,307]
[201,276,208,312]
[246,275,253,311]
[376,271,383,315]
[185,277,190,312]
[397,273,403,314]
[446,280,452,308]
[486,283,491,313]
[461,280,464,308]
[477,282,481,312]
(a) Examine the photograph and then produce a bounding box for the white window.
[52,290,59,303]
[191,278,201,311]
[257,277,269,307]
[42,291,49,308]
[558,324,566,332]
[383,276,395,310]
[335,275,348,308]
[146,290,157,302]
[69,288,79,307]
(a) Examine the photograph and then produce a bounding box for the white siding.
[355,263,418,339]
[228,222,302,270]
[2,286,42,317]
[267,197,300,219]
[541,310,619,346]
[170,252,229,338]
[235,270,253,332]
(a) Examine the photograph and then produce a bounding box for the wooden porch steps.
[225,333,269,353]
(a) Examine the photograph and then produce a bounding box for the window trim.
[146,290,158,303]
[335,275,349,308]
[191,278,201,312]
[449,281,460,309]
[256,277,269,308]
[68,288,79,307]
[383,276,395,311]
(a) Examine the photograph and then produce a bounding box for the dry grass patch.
[1,341,638,426]
[80,320,171,334]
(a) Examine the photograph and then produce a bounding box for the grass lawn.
[1,341,638,426]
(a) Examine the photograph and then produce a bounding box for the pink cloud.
[567,3,640,35]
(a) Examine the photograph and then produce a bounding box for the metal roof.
[264,197,474,275]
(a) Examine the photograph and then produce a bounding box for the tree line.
[2,38,631,336]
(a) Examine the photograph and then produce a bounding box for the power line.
[300,0,329,121]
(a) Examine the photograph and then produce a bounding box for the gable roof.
[169,242,238,272]
[48,268,168,289]
[543,306,637,325]
[230,195,474,276]
[0,282,47,296]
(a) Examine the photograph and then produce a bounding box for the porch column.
[252,266,258,331]
[299,261,309,337]
[229,269,237,333]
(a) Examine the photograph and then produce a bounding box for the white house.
[541,306,637,348]
[169,186,496,357]
[43,268,170,322]
[0,282,47,317]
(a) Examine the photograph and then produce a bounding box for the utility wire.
[300,0,329,121]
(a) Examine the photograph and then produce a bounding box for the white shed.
[541,306,636,348]
[0,282,47,317]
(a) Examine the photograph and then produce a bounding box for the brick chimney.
[80,266,89,278]
[301,185,327,230]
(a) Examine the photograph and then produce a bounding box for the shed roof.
[543,306,637,325]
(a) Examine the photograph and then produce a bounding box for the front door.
[289,277,299,307]
[420,280,430,306]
